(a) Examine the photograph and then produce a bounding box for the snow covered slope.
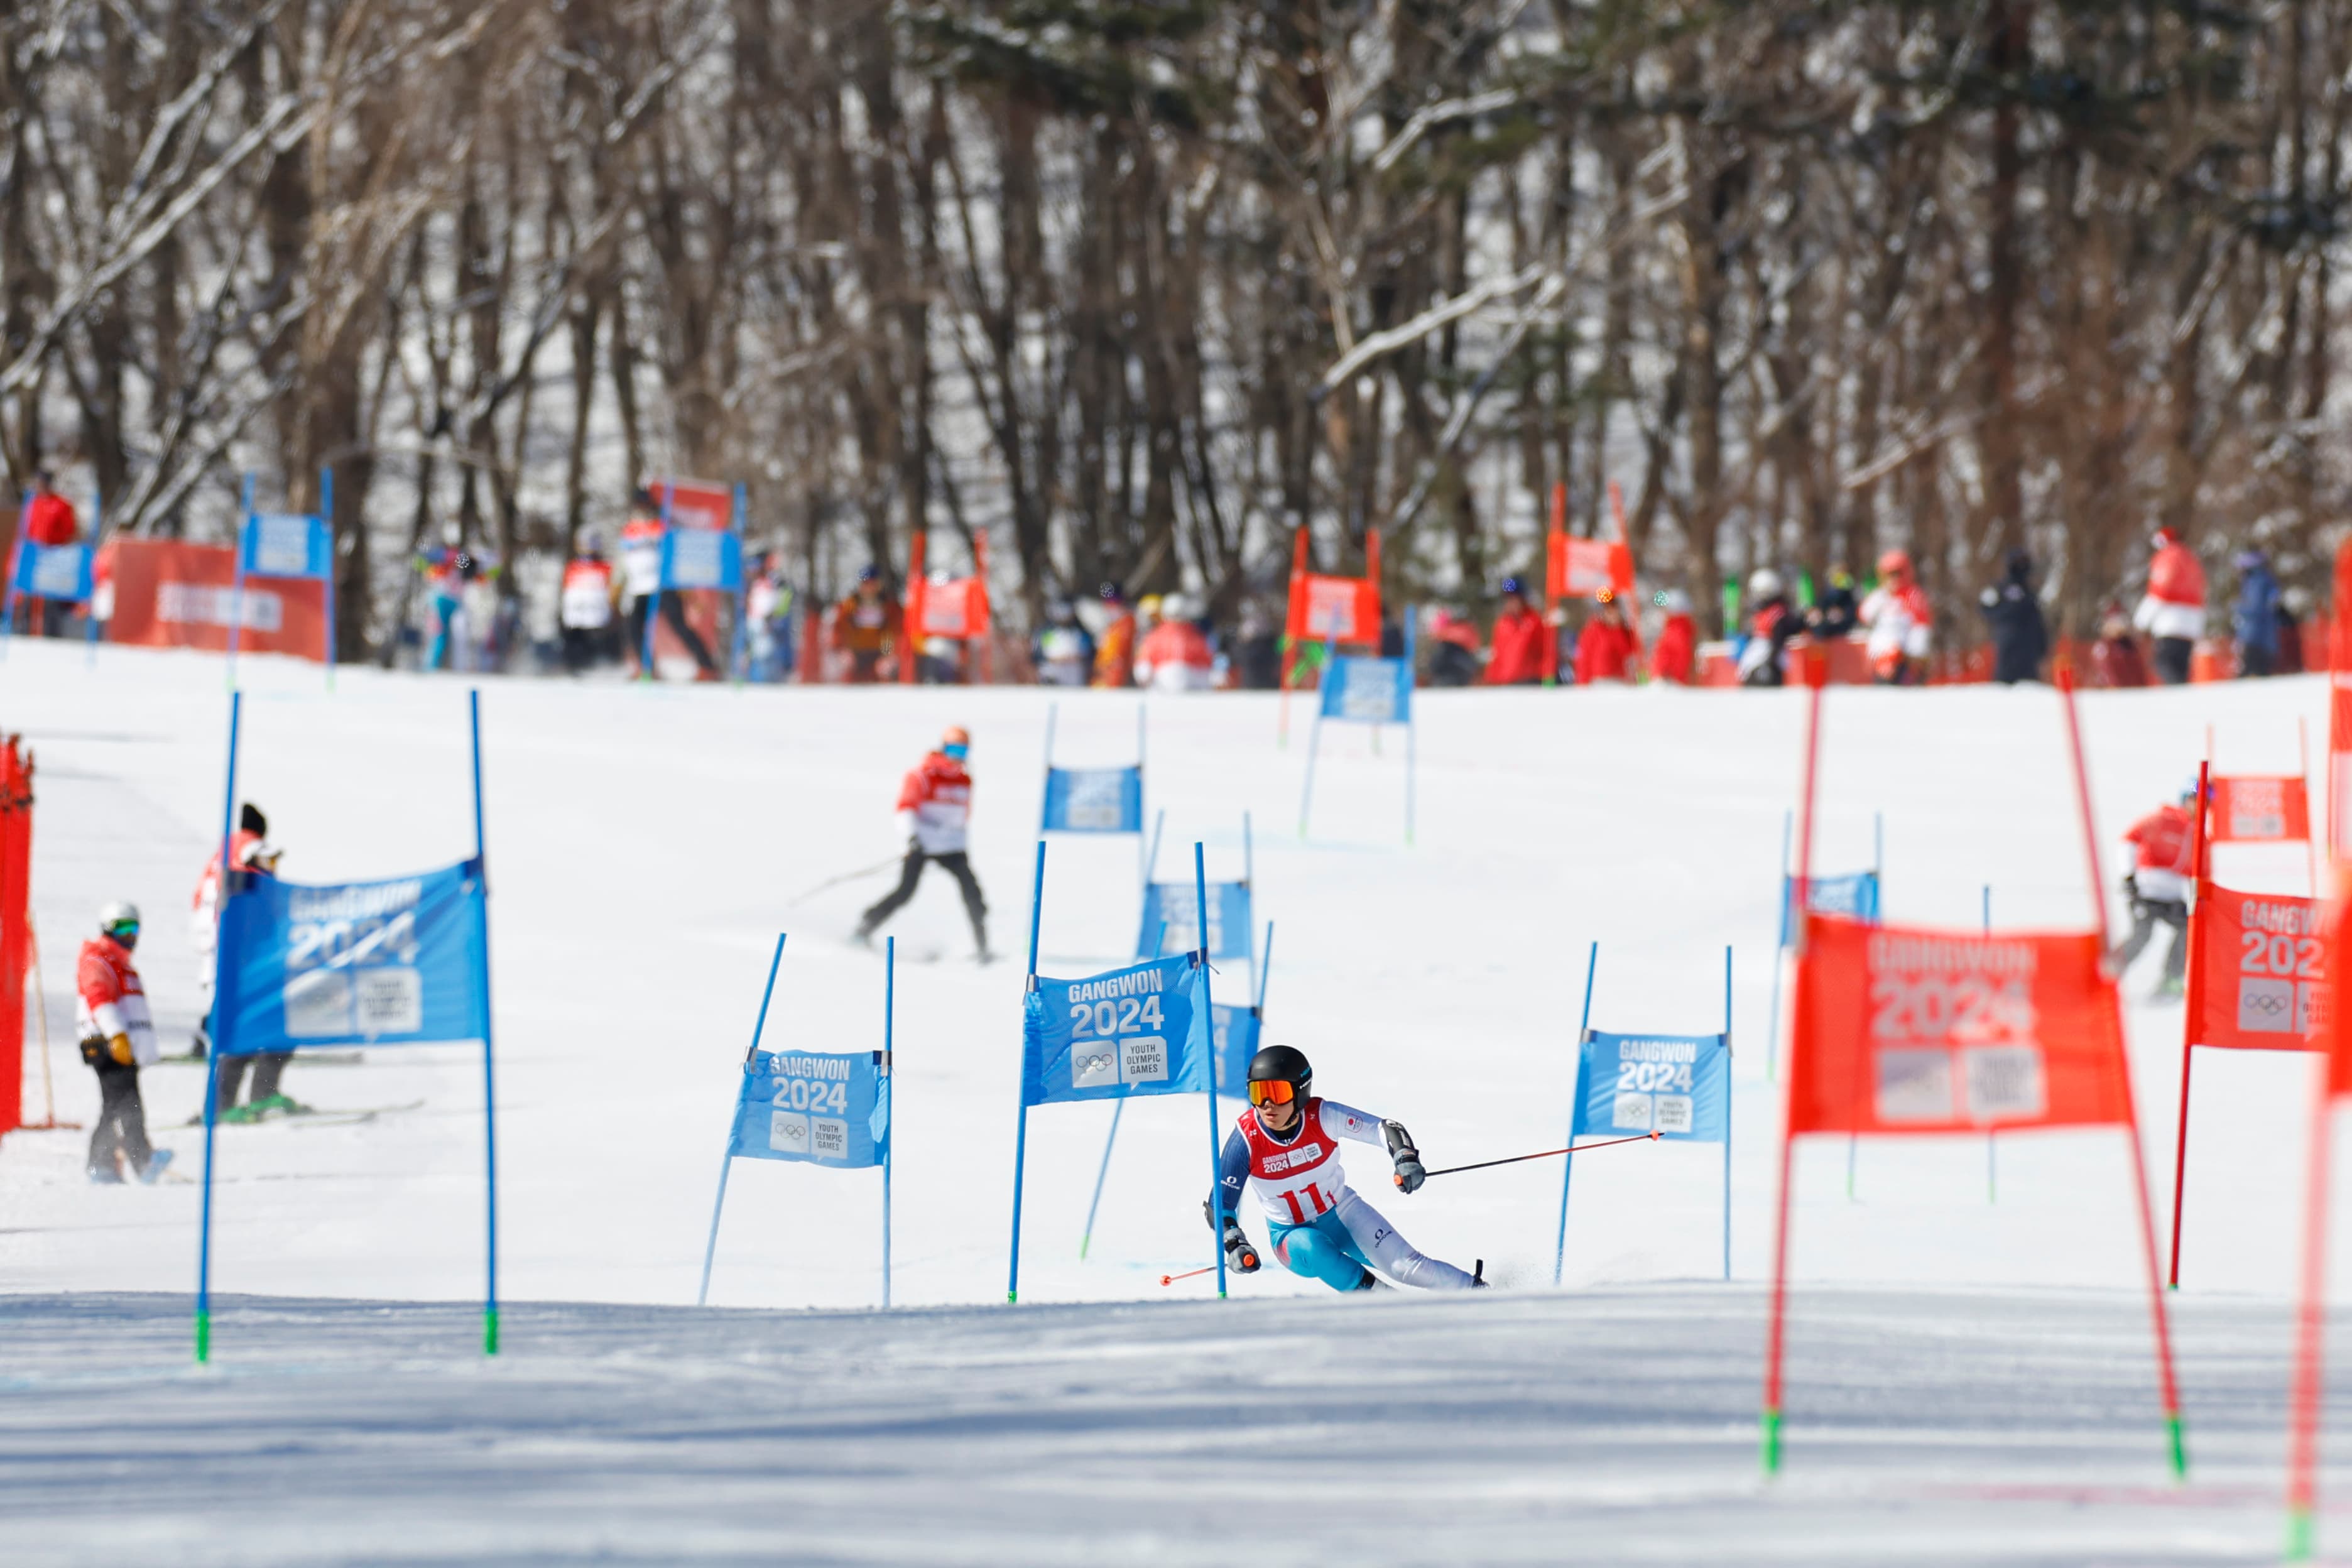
[0,640,2339,1315]
[0,1284,2316,1565]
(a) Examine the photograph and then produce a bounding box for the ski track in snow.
[0,1285,2325,1564]
[0,640,2348,1560]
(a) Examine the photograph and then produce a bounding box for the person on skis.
[192,805,295,1118]
[79,901,170,1184]
[2115,782,2197,999]
[855,725,990,960]
[1208,1045,1483,1292]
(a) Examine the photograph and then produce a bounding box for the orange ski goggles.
[1248,1079,1300,1108]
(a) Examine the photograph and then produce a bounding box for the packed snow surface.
[1,640,2348,1560]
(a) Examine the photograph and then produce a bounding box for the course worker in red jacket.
[16,469,80,636]
[79,901,170,1184]
[856,726,989,961]
[1484,576,1546,685]
[1574,591,1640,683]
[1650,589,1698,685]
[2114,786,2196,997]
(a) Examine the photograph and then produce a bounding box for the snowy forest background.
[1,0,2344,657]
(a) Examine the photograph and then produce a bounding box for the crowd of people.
[1,464,2325,690]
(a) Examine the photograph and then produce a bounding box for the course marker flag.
[697,934,893,1307]
[1759,659,2182,1480]
[1554,944,1733,1285]
[1009,840,1221,1302]
[1298,614,1417,844]
[195,689,499,1362]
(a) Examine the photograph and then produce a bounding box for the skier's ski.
[155,1049,366,1067]
[184,1099,424,1128]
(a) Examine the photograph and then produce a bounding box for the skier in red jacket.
[79,901,170,1184]
[2115,785,2197,998]
[856,726,989,960]
[1574,591,1640,684]
[1484,577,1546,685]
[16,469,80,636]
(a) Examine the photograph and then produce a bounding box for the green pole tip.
[1006,1290,1018,1305]
[2287,1506,2315,1561]
[2166,1414,2187,1481]
[483,1308,499,1357]
[1760,1409,1783,1475]
[193,1311,210,1364]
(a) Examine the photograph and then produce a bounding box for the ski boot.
[136,1149,175,1185]
[248,1093,310,1119]
[87,1162,124,1185]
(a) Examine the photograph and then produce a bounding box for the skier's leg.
[117,1070,153,1170]
[662,592,719,675]
[84,1047,123,1173]
[249,1053,291,1103]
[2112,899,2158,970]
[1268,1212,1376,1292]
[212,1054,251,1113]
[2159,902,2189,985]
[939,851,989,952]
[857,850,928,938]
[1333,1188,1478,1290]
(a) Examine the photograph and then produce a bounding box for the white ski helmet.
[97,900,140,945]
[1748,568,1784,599]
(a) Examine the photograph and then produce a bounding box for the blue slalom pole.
[1081,920,1165,1260]
[640,484,675,679]
[731,482,750,685]
[1008,840,1045,1303]
[1038,703,1057,832]
[1403,606,1418,846]
[1196,842,1225,1299]
[1143,808,1165,888]
[1255,922,1275,1015]
[0,491,26,654]
[83,487,102,666]
[320,467,337,690]
[471,689,499,1355]
[1723,944,1734,1283]
[226,473,253,690]
[195,690,242,1363]
[883,934,894,1308]
[697,932,787,1307]
[1136,705,1148,900]
[1553,940,1599,1287]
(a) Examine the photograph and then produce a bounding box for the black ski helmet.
[1246,1044,1312,1103]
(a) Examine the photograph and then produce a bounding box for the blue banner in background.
[1319,655,1413,724]
[658,526,744,592]
[1041,765,1144,834]
[1570,1030,1731,1144]
[240,513,333,579]
[1211,1003,1261,1095]
[213,862,490,1055]
[1778,869,1880,943]
[727,1048,889,1168]
[1136,881,1252,960]
[12,541,92,601]
[1022,952,1212,1106]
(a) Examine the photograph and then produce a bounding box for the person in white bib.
[1208,1045,1483,1292]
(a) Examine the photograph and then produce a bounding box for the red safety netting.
[97,539,329,659]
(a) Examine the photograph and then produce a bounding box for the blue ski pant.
[1266,1188,1478,1292]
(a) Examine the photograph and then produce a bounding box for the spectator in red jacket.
[856,726,989,961]
[2132,526,2206,685]
[1650,589,1698,685]
[1574,591,1640,684]
[1484,577,1546,685]
[16,469,81,636]
[2115,786,2196,998]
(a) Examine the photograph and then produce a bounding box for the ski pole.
[787,854,905,906]
[1423,1130,1660,1180]
[1160,1265,1217,1286]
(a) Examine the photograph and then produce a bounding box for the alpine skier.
[1208,1045,1483,1292]
[79,901,170,1184]
[854,725,989,960]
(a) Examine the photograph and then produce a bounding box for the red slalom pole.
[2057,667,2186,1478]
[2169,761,2211,1289]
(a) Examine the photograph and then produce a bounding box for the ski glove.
[1384,1119,1425,1194]
[107,1033,133,1067]
[1222,1223,1261,1273]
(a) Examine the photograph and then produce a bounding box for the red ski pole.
[1160,1265,1217,1287]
